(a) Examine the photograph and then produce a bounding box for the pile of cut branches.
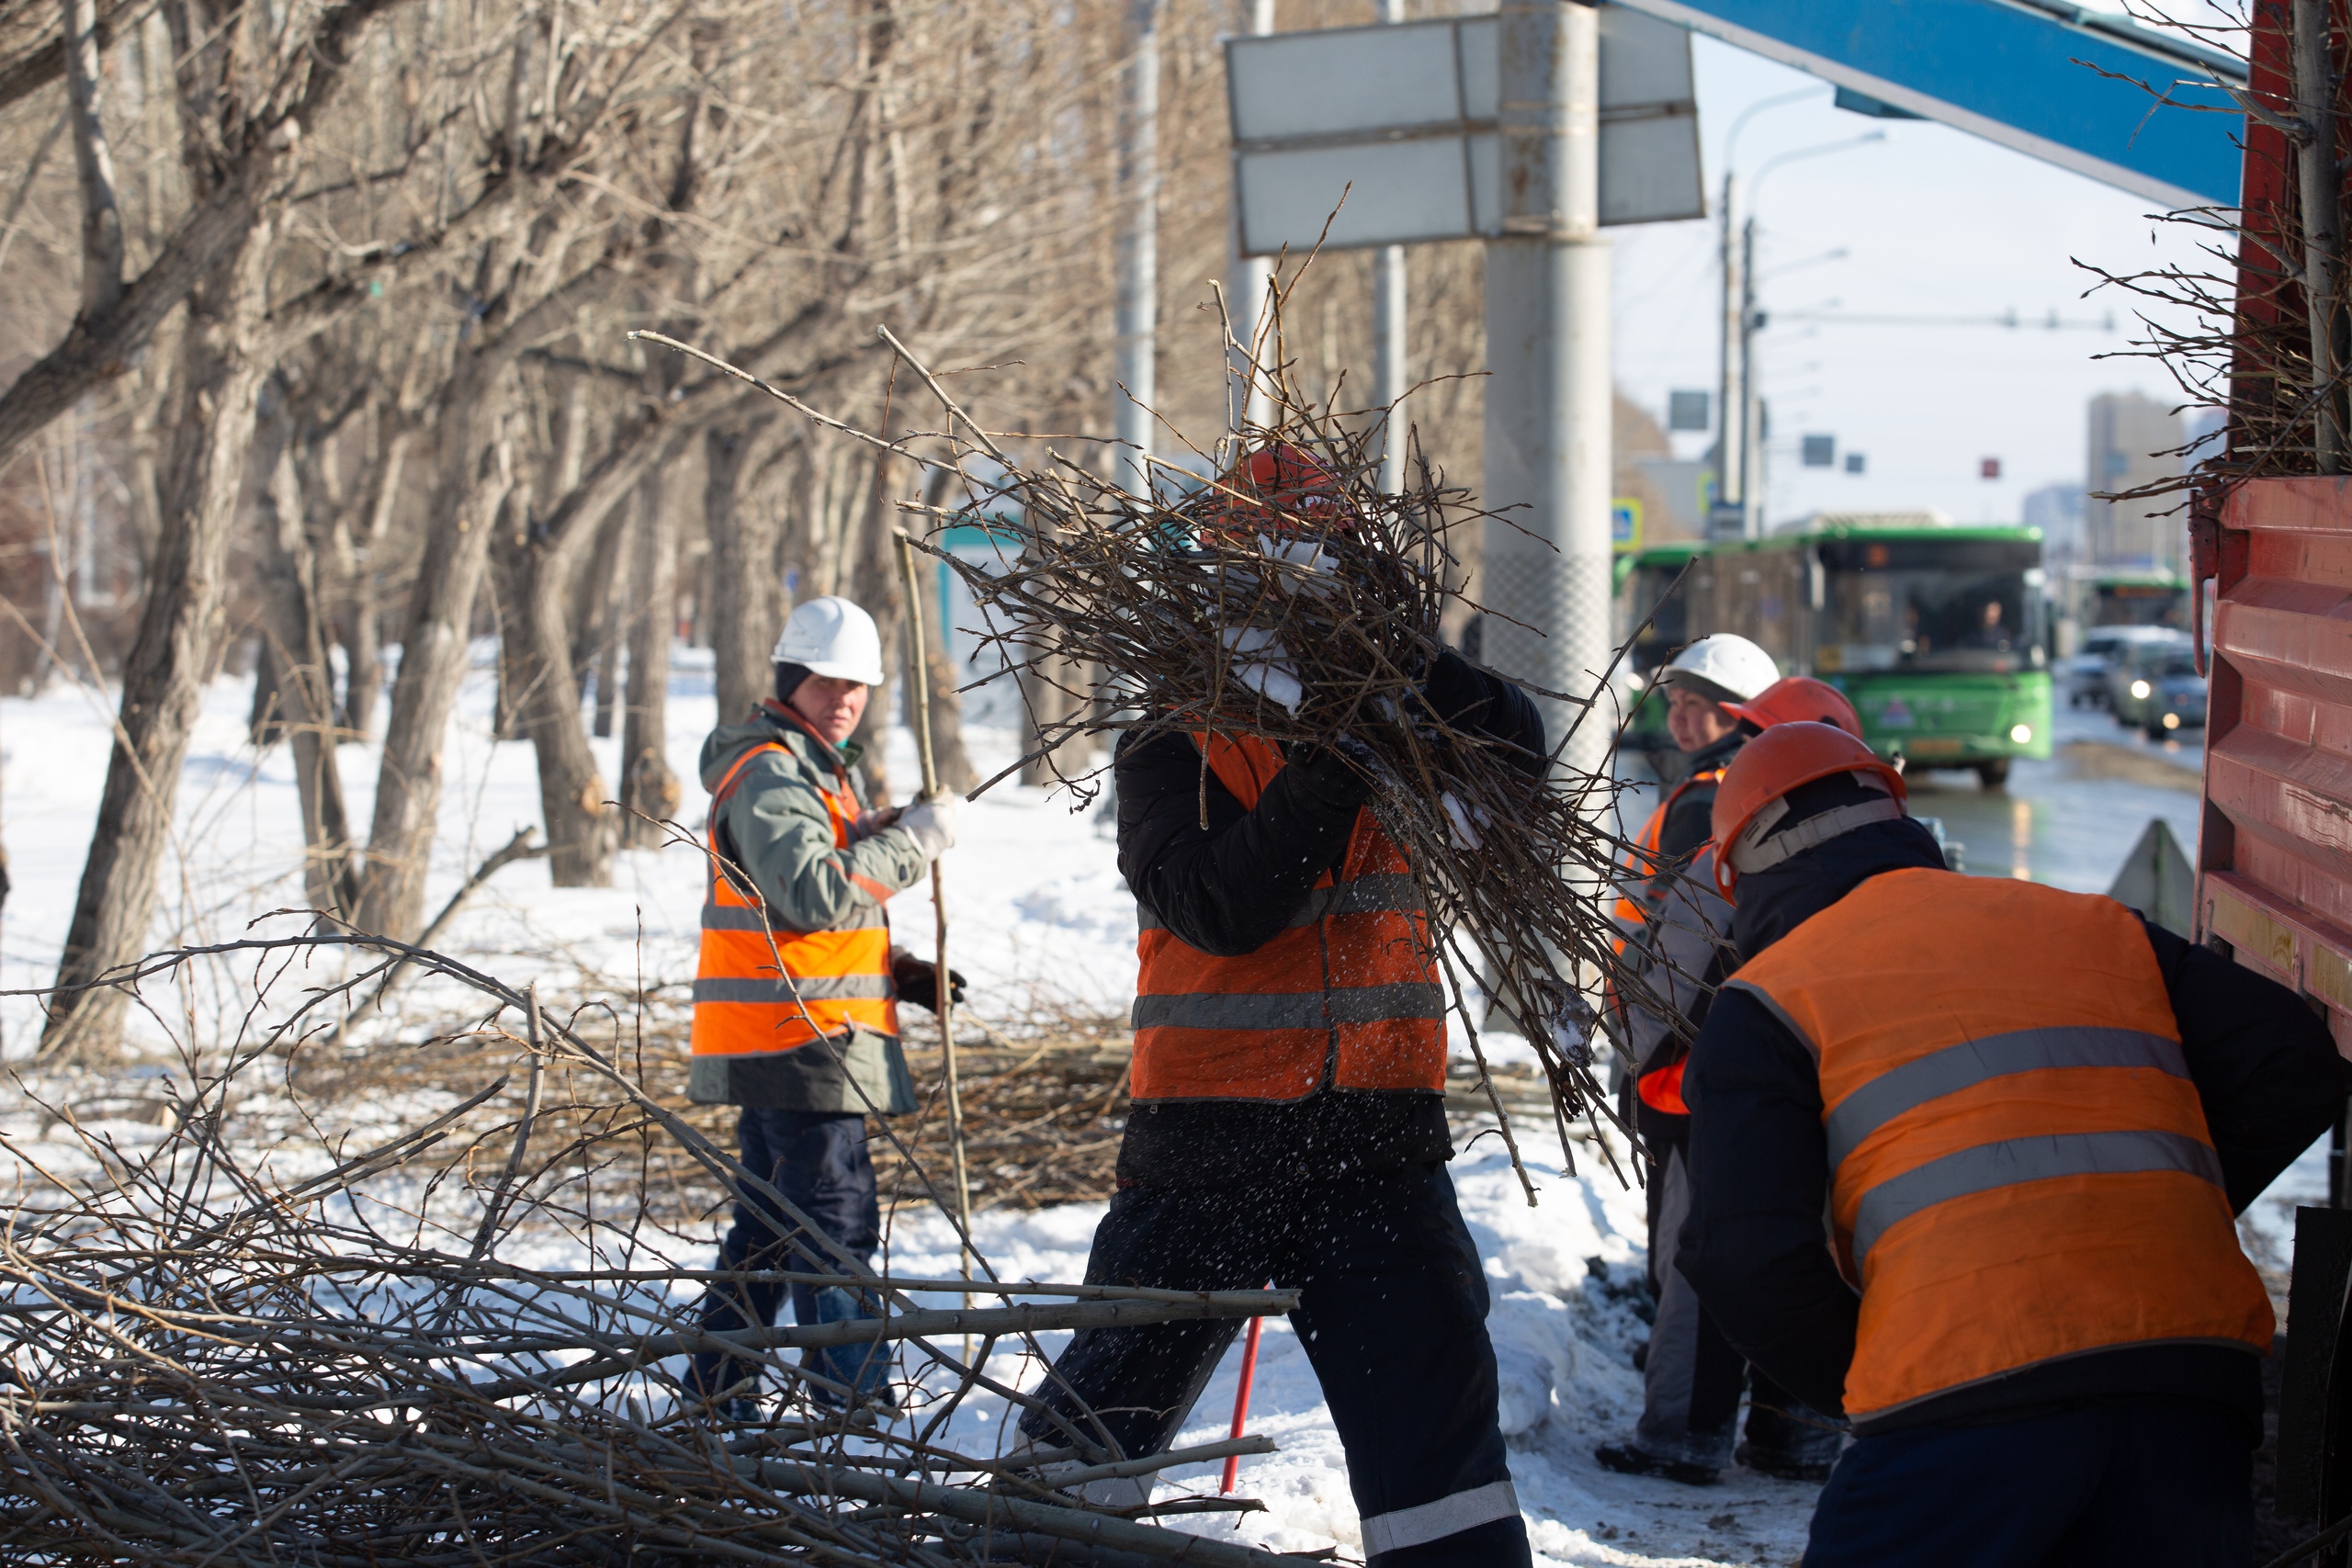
[638,288,1667,1193]
[0,936,1296,1565]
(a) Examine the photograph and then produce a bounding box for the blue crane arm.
[1616,0,2246,209]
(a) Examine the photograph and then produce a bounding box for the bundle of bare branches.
[636,290,1665,1193]
[0,936,1298,1565]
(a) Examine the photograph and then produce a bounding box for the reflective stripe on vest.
[690,735,899,1060]
[1723,868,2272,1420]
[1129,733,1444,1102]
[1611,766,1725,943]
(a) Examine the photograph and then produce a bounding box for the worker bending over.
[1016,446,1544,1567]
[1599,671,1857,1485]
[1679,721,2343,1564]
[682,596,961,1420]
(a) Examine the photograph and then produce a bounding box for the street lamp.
[1713,87,1828,540]
[1737,131,1887,535]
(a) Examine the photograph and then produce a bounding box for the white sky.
[1610,19,2230,527]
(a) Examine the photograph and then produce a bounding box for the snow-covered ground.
[0,649,2323,1567]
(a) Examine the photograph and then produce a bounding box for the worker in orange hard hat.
[1596,651,1851,1486]
[1675,722,2345,1563]
[1195,440,1360,537]
[1721,676,1861,739]
[1009,446,1545,1563]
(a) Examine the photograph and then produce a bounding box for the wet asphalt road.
[1615,699,2205,897]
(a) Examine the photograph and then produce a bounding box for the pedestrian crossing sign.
[1612,497,1643,553]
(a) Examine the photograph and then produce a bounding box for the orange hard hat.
[1201,442,1358,536]
[1711,721,1907,896]
[1724,676,1862,738]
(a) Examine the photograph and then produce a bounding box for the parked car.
[2108,632,2194,730]
[2132,646,2209,739]
[2064,625,2179,709]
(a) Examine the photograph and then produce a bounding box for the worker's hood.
[697,706,863,795]
[1729,813,1948,963]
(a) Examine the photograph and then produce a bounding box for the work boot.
[1595,1442,1720,1486]
[1736,1440,1836,1483]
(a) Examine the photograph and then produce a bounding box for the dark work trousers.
[1639,1143,1844,1472]
[1804,1399,2255,1568]
[1018,1163,1532,1568]
[687,1108,887,1404]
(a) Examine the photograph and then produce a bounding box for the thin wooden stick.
[894,529,974,1354]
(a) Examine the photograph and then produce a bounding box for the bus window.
[2091,581,2189,630]
[1628,566,1690,674]
[1814,537,2041,673]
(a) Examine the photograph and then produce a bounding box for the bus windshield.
[2092,581,2188,629]
[1815,536,2043,674]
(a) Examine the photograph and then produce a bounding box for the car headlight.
[2163,712,2181,730]
[2009,724,2033,745]
[2130,680,2151,699]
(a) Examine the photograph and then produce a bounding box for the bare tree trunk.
[43,228,274,1055]
[252,394,357,918]
[848,446,904,802]
[917,559,978,794]
[571,499,627,732]
[339,413,411,739]
[249,638,283,747]
[704,416,780,724]
[354,379,514,942]
[620,466,681,846]
[494,522,619,886]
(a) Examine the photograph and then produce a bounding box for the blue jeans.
[1804,1398,2254,1567]
[687,1108,888,1404]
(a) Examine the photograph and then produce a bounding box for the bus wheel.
[1976,760,2011,791]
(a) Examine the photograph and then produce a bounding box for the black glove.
[1412,646,1494,730]
[1282,737,1376,812]
[891,951,968,1012]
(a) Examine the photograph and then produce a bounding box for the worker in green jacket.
[684,595,959,1419]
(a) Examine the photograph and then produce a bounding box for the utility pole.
[1116,0,1165,497]
[1738,214,1762,536]
[1712,170,1746,538]
[1482,0,1610,776]
[1374,0,1408,493]
[1226,0,1276,439]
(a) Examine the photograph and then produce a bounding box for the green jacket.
[688,705,931,1113]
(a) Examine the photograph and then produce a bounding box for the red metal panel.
[2199,479,2352,1055]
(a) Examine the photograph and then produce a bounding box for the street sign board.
[1227,7,1703,258]
[1615,0,2244,209]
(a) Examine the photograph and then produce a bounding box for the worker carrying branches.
[1679,721,2346,1563]
[681,596,964,1421]
[1598,661,1855,1486]
[1015,446,1544,1566]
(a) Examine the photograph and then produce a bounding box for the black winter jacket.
[1114,649,1544,1184]
[1677,819,2346,1440]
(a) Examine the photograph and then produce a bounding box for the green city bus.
[2079,568,2189,631]
[1683,522,2053,788]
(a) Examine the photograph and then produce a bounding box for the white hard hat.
[772,596,886,686]
[1657,634,1780,704]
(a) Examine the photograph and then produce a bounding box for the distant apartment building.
[2086,391,2184,571]
[2022,482,2086,569]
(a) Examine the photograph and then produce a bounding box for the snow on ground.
[0,650,2321,1566]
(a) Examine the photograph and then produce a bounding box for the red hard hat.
[1711,721,1907,897]
[1202,442,1358,536]
[1724,676,1862,739]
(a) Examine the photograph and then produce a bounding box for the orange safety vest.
[1609,766,1727,1116]
[1130,734,1446,1101]
[1723,868,2273,1421]
[1611,766,1726,940]
[690,725,898,1062]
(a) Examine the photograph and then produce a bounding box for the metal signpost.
[1226,2,1702,769]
